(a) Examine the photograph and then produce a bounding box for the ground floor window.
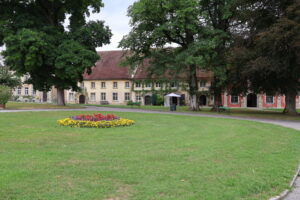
[266,95,274,104]
[125,93,130,101]
[113,93,118,101]
[101,93,106,101]
[69,93,74,101]
[136,94,142,102]
[90,93,96,101]
[231,95,239,104]
[17,87,21,95]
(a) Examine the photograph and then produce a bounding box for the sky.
[90,0,136,51]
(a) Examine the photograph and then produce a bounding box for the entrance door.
[144,95,152,105]
[79,95,86,104]
[247,93,257,107]
[199,95,207,106]
[171,97,178,105]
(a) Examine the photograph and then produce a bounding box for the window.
[91,82,95,89]
[125,93,130,101]
[90,93,96,101]
[155,82,161,88]
[113,82,118,89]
[171,82,177,88]
[32,89,36,95]
[136,94,142,102]
[101,82,106,89]
[200,80,206,87]
[125,82,130,88]
[231,95,239,104]
[135,82,141,88]
[101,93,106,101]
[25,87,29,95]
[266,95,274,104]
[145,82,151,88]
[80,82,84,89]
[113,93,118,101]
[69,93,74,101]
[17,87,21,95]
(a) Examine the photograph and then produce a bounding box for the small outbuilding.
[164,93,181,107]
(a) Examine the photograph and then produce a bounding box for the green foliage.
[0,85,11,105]
[0,0,112,104]
[127,100,141,106]
[0,65,21,88]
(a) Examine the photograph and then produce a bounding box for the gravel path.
[1,106,300,199]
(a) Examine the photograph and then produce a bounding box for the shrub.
[127,101,141,106]
[0,85,12,105]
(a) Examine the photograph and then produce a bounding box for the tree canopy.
[0,0,112,105]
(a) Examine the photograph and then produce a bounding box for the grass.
[1,111,300,200]
[87,104,300,121]
[4,101,84,110]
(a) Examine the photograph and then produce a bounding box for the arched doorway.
[199,95,207,106]
[247,93,257,107]
[79,95,86,104]
[144,95,152,105]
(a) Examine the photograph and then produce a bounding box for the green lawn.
[88,104,300,121]
[1,111,300,200]
[5,101,84,110]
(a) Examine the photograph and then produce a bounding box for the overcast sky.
[90,0,136,51]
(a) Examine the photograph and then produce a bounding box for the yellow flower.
[57,118,135,128]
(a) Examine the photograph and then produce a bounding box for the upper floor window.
[101,82,106,89]
[91,82,96,89]
[155,82,161,88]
[80,82,84,89]
[231,95,239,104]
[125,82,130,89]
[145,82,152,88]
[266,95,274,104]
[200,80,206,87]
[113,82,118,89]
[135,82,141,88]
[171,82,177,88]
[25,87,29,95]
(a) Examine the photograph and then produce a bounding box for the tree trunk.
[188,65,200,111]
[57,88,65,106]
[189,94,199,111]
[42,91,47,102]
[283,90,298,115]
[211,91,223,111]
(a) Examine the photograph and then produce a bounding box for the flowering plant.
[57,113,134,128]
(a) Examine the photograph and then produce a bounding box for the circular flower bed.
[57,113,135,128]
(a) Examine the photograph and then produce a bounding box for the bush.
[0,85,12,105]
[127,100,141,106]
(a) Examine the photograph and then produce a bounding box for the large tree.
[229,0,300,114]
[0,0,112,105]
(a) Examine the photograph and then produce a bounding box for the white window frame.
[266,95,274,104]
[145,82,151,88]
[113,82,118,89]
[231,95,239,104]
[101,82,106,89]
[113,92,118,101]
[91,82,96,89]
[17,87,21,95]
[69,93,74,101]
[155,82,161,88]
[135,82,141,88]
[101,93,106,101]
[25,87,29,95]
[90,93,96,102]
[125,82,130,89]
[200,80,206,87]
[125,93,130,101]
[136,94,142,102]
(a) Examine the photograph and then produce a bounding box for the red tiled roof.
[133,64,213,80]
[83,51,131,80]
[83,50,213,80]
